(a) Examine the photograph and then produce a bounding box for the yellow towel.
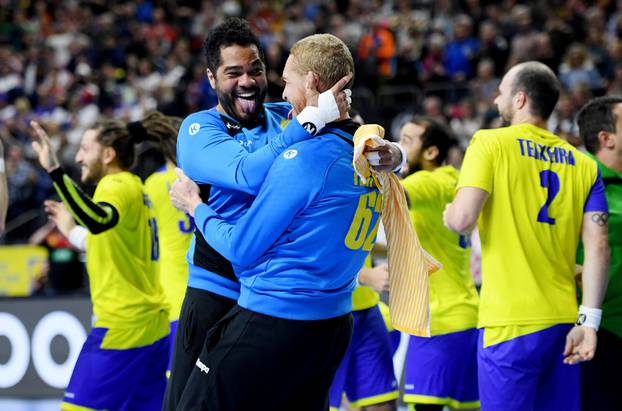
[353,124,440,337]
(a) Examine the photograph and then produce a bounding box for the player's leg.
[580,327,621,411]
[477,328,540,411]
[62,328,160,411]
[126,334,169,411]
[162,286,235,411]
[329,332,353,411]
[177,306,353,411]
[404,328,479,410]
[535,324,580,411]
[345,306,398,411]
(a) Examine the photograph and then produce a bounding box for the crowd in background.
[1,0,622,250]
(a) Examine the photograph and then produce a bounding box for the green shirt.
[577,154,622,338]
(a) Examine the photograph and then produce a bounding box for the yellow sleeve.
[93,174,131,214]
[457,131,495,193]
[401,171,437,209]
[49,168,119,234]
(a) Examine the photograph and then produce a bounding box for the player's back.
[402,166,478,335]
[237,123,382,321]
[145,164,193,322]
[87,171,168,347]
[459,124,600,327]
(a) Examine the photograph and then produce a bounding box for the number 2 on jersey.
[345,191,382,251]
[537,170,560,225]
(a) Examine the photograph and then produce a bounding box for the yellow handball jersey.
[402,166,479,335]
[353,254,381,311]
[87,172,169,348]
[458,124,602,329]
[145,164,193,322]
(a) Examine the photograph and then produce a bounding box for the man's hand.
[30,121,60,172]
[302,72,353,123]
[563,326,597,365]
[170,168,202,217]
[364,143,403,173]
[359,264,390,293]
[44,200,75,238]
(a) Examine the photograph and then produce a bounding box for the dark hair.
[90,120,136,170]
[138,111,182,164]
[511,62,560,120]
[204,17,263,74]
[409,115,456,165]
[91,112,181,169]
[577,96,622,154]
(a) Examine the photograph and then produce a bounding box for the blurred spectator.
[450,98,482,148]
[543,15,574,72]
[265,39,286,101]
[559,44,604,93]
[478,20,509,77]
[571,83,594,112]
[607,63,622,96]
[507,5,540,68]
[470,58,499,113]
[547,93,581,147]
[5,144,37,222]
[358,17,397,89]
[282,4,314,50]
[444,14,479,81]
[533,33,558,71]
[606,0,622,43]
[419,33,448,85]
[0,139,7,236]
[422,95,448,125]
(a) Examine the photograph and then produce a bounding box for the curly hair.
[204,17,263,74]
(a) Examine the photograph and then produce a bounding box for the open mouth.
[235,90,259,114]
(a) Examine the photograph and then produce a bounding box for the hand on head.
[304,72,353,115]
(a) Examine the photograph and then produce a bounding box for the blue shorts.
[61,328,169,411]
[329,305,398,409]
[403,328,479,409]
[478,323,579,411]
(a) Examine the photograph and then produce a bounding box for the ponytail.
[89,111,182,170]
[134,111,182,164]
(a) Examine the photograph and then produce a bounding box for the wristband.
[296,106,324,136]
[317,89,340,123]
[295,89,341,136]
[68,225,88,251]
[0,158,5,173]
[576,305,602,331]
[366,152,381,166]
[393,142,407,172]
